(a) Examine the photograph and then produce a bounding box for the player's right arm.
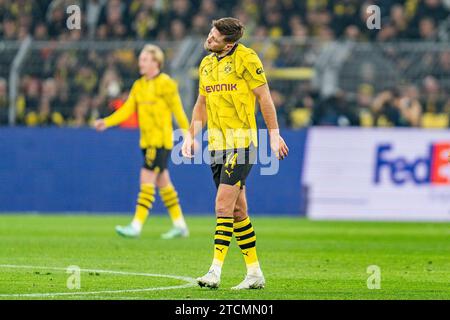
[94,83,138,131]
[182,58,208,158]
[181,94,206,158]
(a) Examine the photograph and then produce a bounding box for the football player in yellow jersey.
[182,18,289,289]
[94,44,190,240]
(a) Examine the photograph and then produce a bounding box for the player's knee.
[233,207,248,222]
[233,204,247,215]
[140,170,157,185]
[156,177,169,189]
[215,200,234,216]
[155,170,171,188]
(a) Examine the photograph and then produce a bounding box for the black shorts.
[210,145,256,189]
[141,147,170,172]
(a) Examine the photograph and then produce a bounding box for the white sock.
[131,219,143,232]
[210,259,223,277]
[247,262,263,277]
[173,217,187,230]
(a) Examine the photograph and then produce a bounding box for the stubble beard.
[204,41,225,55]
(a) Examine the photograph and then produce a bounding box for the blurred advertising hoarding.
[304,127,450,221]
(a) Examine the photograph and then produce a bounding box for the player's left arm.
[253,84,289,160]
[241,52,289,160]
[94,83,137,131]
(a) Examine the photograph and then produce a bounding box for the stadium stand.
[0,0,449,128]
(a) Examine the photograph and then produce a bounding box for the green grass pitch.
[0,214,448,300]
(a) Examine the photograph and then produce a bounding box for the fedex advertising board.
[303,128,450,221]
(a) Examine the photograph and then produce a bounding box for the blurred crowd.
[2,0,450,42]
[0,0,449,128]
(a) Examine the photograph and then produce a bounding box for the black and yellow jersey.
[199,43,267,150]
[104,73,189,149]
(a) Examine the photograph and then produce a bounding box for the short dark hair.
[212,17,244,43]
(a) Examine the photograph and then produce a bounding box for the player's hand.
[270,132,289,160]
[182,134,195,158]
[94,119,107,132]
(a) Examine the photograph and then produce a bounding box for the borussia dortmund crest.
[224,63,232,74]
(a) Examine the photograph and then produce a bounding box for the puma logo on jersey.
[205,83,237,93]
[215,247,224,253]
[243,251,249,256]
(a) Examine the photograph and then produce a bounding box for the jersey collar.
[145,71,161,81]
[215,43,239,61]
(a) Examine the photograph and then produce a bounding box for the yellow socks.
[234,216,261,275]
[159,185,187,229]
[210,217,234,275]
[131,183,155,231]
[131,183,186,232]
[208,216,262,277]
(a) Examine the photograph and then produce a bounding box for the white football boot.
[231,273,265,290]
[196,269,221,289]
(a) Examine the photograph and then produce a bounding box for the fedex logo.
[374,142,450,185]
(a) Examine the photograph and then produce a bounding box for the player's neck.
[145,69,160,80]
[217,43,237,58]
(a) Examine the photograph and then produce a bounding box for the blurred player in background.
[182,18,289,289]
[94,44,190,240]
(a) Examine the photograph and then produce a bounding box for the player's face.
[138,51,159,76]
[204,27,234,54]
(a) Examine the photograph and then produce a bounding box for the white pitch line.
[0,264,197,298]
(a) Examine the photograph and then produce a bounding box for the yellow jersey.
[199,43,267,151]
[104,73,189,149]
